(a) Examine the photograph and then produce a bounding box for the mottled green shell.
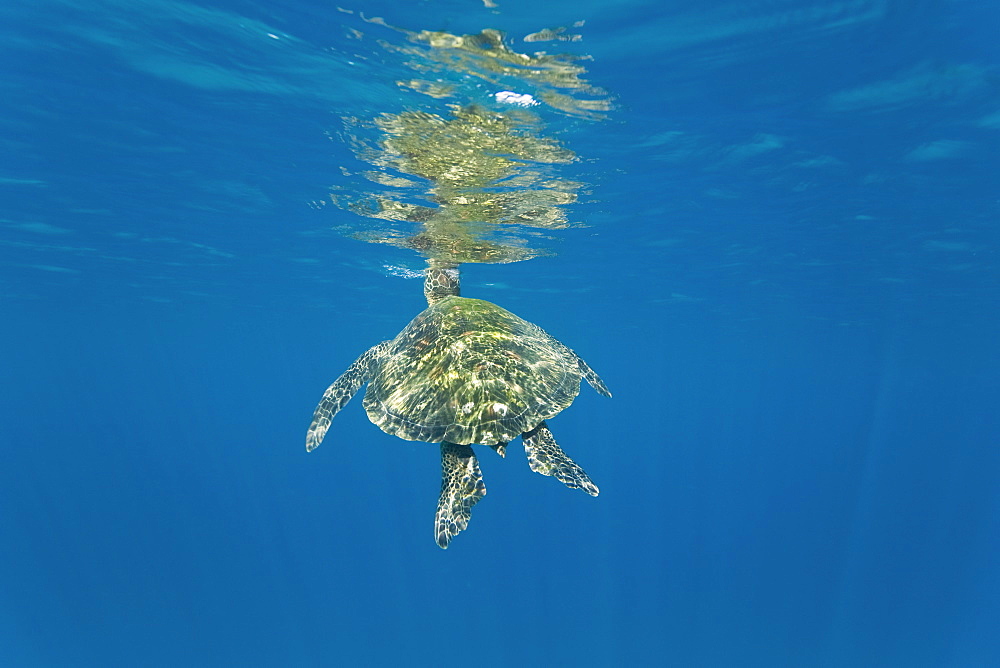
[363,296,583,445]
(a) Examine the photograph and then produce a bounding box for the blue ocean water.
[2,0,998,665]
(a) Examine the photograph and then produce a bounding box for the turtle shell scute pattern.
[363,296,583,445]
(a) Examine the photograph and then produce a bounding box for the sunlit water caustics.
[2,0,998,665]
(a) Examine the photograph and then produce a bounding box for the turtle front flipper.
[435,442,487,549]
[577,357,612,398]
[522,422,599,496]
[546,335,612,398]
[306,341,391,452]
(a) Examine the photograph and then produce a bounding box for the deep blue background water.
[2,0,998,665]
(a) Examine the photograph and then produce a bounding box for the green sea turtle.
[306,263,611,548]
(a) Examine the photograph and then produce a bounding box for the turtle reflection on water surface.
[306,263,611,548]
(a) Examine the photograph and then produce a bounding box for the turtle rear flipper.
[306,341,391,452]
[522,422,599,496]
[435,442,487,549]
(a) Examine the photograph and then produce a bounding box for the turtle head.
[424,261,460,304]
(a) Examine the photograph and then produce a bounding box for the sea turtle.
[306,262,611,548]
